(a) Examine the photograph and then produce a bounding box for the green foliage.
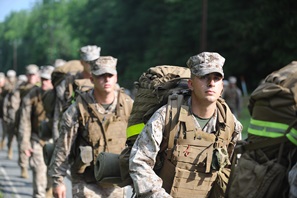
[0,0,297,91]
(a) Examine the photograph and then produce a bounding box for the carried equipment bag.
[227,61,297,198]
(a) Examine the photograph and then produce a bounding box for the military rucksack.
[227,61,297,198]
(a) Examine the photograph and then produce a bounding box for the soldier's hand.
[24,148,33,157]
[53,184,66,198]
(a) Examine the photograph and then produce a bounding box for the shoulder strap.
[216,98,235,144]
[160,93,184,153]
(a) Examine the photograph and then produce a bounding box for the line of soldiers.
[0,45,136,198]
[0,51,244,198]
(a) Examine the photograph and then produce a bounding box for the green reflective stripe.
[248,118,287,138]
[248,118,297,145]
[126,123,145,138]
[248,127,283,138]
[286,134,297,146]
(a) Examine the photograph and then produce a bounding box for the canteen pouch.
[43,143,55,166]
[72,146,93,174]
[228,150,286,198]
[209,167,230,198]
[39,120,53,141]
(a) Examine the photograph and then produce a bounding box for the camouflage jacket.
[18,86,48,152]
[49,89,133,187]
[129,97,243,198]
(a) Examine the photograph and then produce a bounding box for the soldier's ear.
[188,79,193,90]
[90,76,94,83]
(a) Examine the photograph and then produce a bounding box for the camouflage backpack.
[227,61,297,198]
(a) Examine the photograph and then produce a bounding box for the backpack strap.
[160,93,184,154]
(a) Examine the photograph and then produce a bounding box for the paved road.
[0,121,72,198]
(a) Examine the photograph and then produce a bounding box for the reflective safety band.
[248,118,297,146]
[126,123,145,138]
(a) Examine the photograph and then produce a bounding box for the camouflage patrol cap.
[91,56,117,76]
[40,65,55,80]
[53,59,66,67]
[26,64,39,75]
[187,52,225,77]
[80,45,101,62]
[7,70,16,77]
[0,72,4,80]
[18,74,28,83]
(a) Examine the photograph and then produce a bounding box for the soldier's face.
[188,73,223,104]
[81,60,91,74]
[41,78,53,91]
[91,73,118,94]
[27,74,39,85]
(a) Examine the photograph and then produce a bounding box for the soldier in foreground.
[49,56,133,198]
[129,52,242,197]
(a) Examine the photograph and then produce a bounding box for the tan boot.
[7,147,13,160]
[21,167,28,179]
[46,187,53,198]
[0,140,4,150]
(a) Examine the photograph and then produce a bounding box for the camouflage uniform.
[129,99,242,197]
[129,52,243,198]
[49,89,133,197]
[18,66,55,198]
[52,45,100,141]
[1,70,17,155]
[49,56,133,198]
[16,64,40,179]
[2,83,20,159]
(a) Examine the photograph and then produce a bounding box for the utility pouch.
[39,120,53,141]
[43,143,55,166]
[228,150,286,198]
[72,146,93,174]
[209,167,230,198]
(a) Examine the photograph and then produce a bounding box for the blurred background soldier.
[18,65,55,198]
[2,70,22,159]
[49,56,133,198]
[52,45,100,141]
[0,72,6,150]
[16,64,40,179]
[222,76,243,118]
[1,70,17,154]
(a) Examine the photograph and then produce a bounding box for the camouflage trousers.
[30,141,51,198]
[71,176,125,198]
[3,121,16,150]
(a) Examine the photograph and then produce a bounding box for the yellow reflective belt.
[126,123,145,138]
[248,118,297,145]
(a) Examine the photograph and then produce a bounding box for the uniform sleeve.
[232,115,243,143]
[52,80,66,141]
[129,106,172,198]
[18,91,33,152]
[48,103,79,187]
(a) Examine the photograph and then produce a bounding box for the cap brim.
[194,68,224,77]
[92,68,117,76]
[40,74,51,80]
